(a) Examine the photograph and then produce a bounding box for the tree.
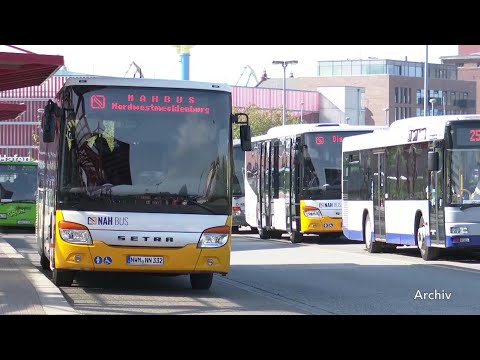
[232,105,301,139]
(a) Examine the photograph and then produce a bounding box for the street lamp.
[300,102,304,123]
[383,107,390,126]
[429,98,436,116]
[273,60,298,126]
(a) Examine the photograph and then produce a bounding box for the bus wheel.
[40,251,50,271]
[290,231,303,244]
[364,214,381,253]
[190,273,213,290]
[417,215,440,261]
[258,227,270,239]
[52,269,75,287]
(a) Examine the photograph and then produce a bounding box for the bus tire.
[190,273,213,290]
[364,214,381,253]
[40,251,50,271]
[52,269,75,287]
[290,231,303,244]
[417,215,440,261]
[258,227,270,239]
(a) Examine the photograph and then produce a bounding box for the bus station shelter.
[0,46,64,120]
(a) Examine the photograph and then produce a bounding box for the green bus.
[0,155,38,229]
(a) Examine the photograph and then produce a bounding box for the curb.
[0,236,78,315]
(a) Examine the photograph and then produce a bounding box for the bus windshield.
[447,148,480,206]
[58,85,232,215]
[0,163,37,202]
[303,131,367,199]
[232,145,245,197]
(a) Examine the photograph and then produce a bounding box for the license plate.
[126,256,164,266]
[17,220,31,224]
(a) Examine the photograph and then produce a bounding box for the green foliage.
[232,106,301,139]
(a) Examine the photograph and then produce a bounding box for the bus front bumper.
[54,239,231,274]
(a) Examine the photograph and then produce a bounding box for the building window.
[395,87,399,103]
[394,65,401,76]
[318,62,333,77]
[416,89,424,105]
[415,66,422,77]
[341,61,351,76]
[333,62,341,76]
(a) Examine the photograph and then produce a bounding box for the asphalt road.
[3,227,480,315]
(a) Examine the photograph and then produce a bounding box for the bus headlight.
[450,226,468,235]
[198,225,229,248]
[303,206,322,218]
[58,220,93,244]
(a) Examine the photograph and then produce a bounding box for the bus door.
[290,137,302,233]
[373,151,386,241]
[428,146,445,246]
[284,138,292,231]
[260,141,272,229]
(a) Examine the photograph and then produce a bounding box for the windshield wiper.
[459,203,480,210]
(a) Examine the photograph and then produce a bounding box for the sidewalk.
[0,236,77,315]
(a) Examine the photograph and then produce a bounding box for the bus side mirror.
[240,125,252,151]
[42,100,57,143]
[293,143,300,165]
[428,151,439,172]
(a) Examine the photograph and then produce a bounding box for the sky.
[12,45,458,86]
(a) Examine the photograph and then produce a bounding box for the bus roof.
[342,114,480,152]
[61,77,232,93]
[252,123,384,143]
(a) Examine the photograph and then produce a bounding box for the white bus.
[342,115,480,260]
[36,76,251,289]
[245,123,381,243]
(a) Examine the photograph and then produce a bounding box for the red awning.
[0,102,27,121]
[0,50,64,92]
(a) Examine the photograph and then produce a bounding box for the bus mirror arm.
[428,151,439,172]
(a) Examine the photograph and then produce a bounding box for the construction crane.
[124,62,144,78]
[236,65,259,87]
[172,45,195,80]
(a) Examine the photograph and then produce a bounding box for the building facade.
[257,59,477,126]
[441,45,480,113]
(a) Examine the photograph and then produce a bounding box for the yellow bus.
[244,123,379,243]
[36,76,250,289]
